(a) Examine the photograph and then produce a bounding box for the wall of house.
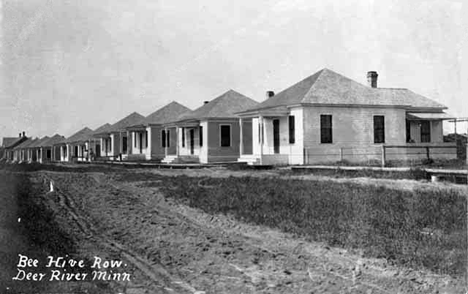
[206,119,240,163]
[148,126,164,160]
[302,106,406,164]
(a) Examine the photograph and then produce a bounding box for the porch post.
[239,118,243,156]
[164,127,168,157]
[259,115,264,165]
[176,127,180,156]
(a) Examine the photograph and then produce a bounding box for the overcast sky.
[1,0,466,138]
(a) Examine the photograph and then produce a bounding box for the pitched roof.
[2,137,21,148]
[42,134,66,147]
[244,68,446,112]
[92,123,112,134]
[98,112,146,135]
[145,101,191,125]
[64,127,94,143]
[14,138,37,150]
[176,90,259,121]
[29,136,50,148]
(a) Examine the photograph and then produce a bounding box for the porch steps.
[161,155,177,164]
[237,155,260,165]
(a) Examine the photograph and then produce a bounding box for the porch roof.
[407,112,455,120]
[238,106,289,118]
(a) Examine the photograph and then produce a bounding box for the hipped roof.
[29,136,50,148]
[175,90,258,122]
[242,68,446,112]
[64,127,94,143]
[96,112,146,135]
[42,134,66,147]
[13,138,36,150]
[2,137,22,148]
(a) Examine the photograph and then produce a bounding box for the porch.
[238,107,302,165]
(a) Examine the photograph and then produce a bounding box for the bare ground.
[25,167,467,293]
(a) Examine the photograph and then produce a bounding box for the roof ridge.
[303,68,327,102]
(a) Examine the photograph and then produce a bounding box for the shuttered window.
[161,130,166,148]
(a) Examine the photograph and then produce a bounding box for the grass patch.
[159,175,467,276]
[291,167,430,181]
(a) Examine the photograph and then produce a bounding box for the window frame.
[373,115,385,144]
[320,114,333,144]
[219,124,232,147]
[288,115,295,144]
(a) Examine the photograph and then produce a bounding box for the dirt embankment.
[25,169,466,294]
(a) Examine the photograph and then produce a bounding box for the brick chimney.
[19,133,21,138]
[22,131,26,137]
[203,101,209,105]
[266,91,275,99]
[367,71,378,88]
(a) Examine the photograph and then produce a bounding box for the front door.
[139,132,143,153]
[190,129,195,155]
[273,119,280,154]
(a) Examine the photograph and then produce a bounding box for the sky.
[0,0,466,138]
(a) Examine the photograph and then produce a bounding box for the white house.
[162,90,259,164]
[237,68,456,165]
[94,112,146,160]
[126,101,191,161]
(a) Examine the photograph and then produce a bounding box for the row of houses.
[1,68,458,166]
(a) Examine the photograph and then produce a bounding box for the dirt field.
[3,165,466,293]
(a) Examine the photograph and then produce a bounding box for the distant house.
[94,112,146,160]
[41,134,66,163]
[237,68,456,165]
[63,127,94,162]
[162,90,259,164]
[2,132,28,161]
[28,136,50,163]
[86,123,112,160]
[13,137,37,163]
[126,101,191,161]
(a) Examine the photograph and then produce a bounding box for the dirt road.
[26,169,466,293]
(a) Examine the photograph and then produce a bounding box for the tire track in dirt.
[39,173,204,294]
[37,170,466,293]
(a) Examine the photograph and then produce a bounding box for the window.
[199,126,203,147]
[406,120,411,143]
[289,115,295,144]
[320,115,332,143]
[373,116,385,143]
[220,125,231,147]
[46,150,51,159]
[420,121,431,143]
[182,127,185,147]
[161,130,166,148]
[134,132,137,147]
[145,131,148,148]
